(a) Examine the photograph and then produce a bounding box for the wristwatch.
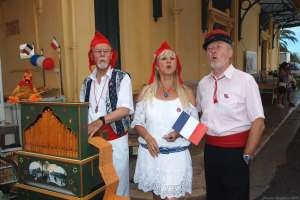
[243,154,252,165]
[99,116,106,125]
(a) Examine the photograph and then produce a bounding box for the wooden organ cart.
[15,102,128,200]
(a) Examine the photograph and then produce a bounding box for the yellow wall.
[270,30,280,71]
[119,0,206,93]
[236,2,280,74]
[176,0,208,80]
[0,0,43,95]
[0,0,282,100]
[60,0,94,100]
[236,3,261,71]
[119,0,156,93]
[0,0,94,100]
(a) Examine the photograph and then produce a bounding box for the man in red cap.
[196,29,265,200]
[80,32,133,196]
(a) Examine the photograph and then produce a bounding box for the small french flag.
[51,37,60,50]
[22,43,33,55]
[172,111,208,145]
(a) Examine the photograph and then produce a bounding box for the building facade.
[0,0,298,100]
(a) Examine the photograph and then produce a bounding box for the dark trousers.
[204,144,249,200]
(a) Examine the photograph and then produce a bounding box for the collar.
[89,66,112,81]
[223,64,235,79]
[210,64,235,80]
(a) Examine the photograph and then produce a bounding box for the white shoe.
[278,104,285,109]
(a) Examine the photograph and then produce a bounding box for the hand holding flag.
[172,111,208,145]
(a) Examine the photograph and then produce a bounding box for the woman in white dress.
[131,41,198,200]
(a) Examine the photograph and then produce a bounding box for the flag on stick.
[172,111,208,145]
[22,43,33,55]
[51,37,60,50]
[50,36,64,96]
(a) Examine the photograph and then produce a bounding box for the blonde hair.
[143,50,190,108]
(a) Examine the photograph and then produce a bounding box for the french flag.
[51,37,60,50]
[172,111,208,145]
[22,44,33,55]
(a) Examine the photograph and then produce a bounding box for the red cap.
[203,29,232,50]
[148,41,183,84]
[88,32,118,71]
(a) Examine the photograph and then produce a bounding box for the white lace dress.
[131,97,199,199]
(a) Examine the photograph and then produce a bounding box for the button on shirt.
[196,65,265,136]
[81,67,134,124]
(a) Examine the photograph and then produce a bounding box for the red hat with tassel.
[88,32,118,71]
[148,41,183,84]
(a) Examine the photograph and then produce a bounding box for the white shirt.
[80,67,134,123]
[131,98,199,147]
[196,64,265,136]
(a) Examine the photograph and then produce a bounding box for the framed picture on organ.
[245,50,257,74]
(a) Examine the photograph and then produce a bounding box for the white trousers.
[109,134,129,196]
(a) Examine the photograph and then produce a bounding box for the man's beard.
[210,61,225,69]
[96,61,108,69]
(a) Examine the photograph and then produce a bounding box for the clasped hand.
[162,131,180,142]
[145,131,180,158]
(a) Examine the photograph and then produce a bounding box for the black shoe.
[289,102,295,107]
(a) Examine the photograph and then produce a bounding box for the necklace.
[161,84,173,98]
[93,77,108,113]
[163,90,170,97]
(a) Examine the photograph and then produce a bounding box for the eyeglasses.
[93,49,112,55]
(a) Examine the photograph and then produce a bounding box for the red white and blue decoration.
[50,36,64,96]
[51,37,60,51]
[22,43,33,55]
[172,111,208,145]
[30,54,55,70]
[20,36,63,95]
[19,43,34,59]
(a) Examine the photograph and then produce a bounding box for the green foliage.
[279,28,298,51]
[290,52,300,63]
[279,28,299,63]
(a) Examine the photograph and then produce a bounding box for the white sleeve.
[196,82,202,112]
[116,74,134,114]
[185,104,199,121]
[246,76,265,121]
[131,101,146,128]
[79,82,85,102]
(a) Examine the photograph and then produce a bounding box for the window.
[94,0,121,69]
[212,0,231,13]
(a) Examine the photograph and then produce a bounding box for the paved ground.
[250,89,300,200]
[255,126,300,200]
